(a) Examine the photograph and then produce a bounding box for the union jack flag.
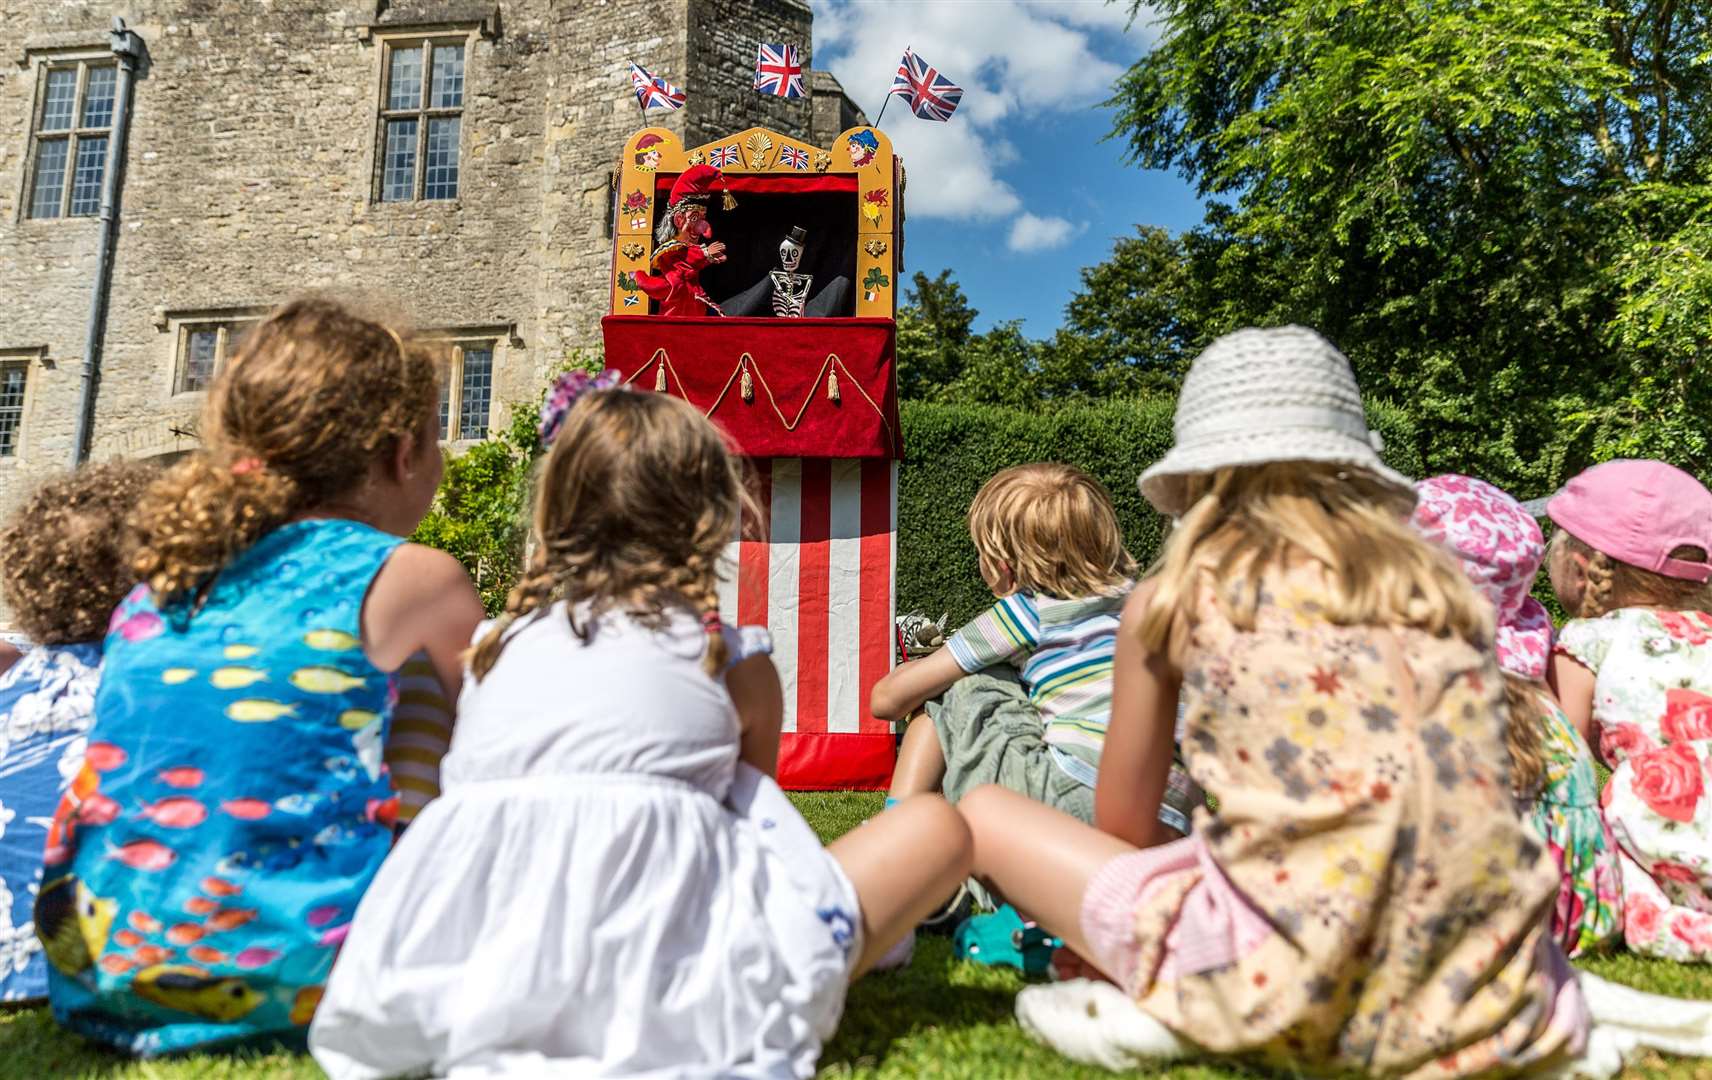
[888,47,963,122]
[779,145,810,171]
[628,61,685,111]
[709,143,741,168]
[754,43,805,99]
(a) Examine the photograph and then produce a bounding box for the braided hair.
[468,389,748,679]
[1554,531,1712,619]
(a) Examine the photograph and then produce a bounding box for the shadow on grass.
[0,1006,322,1080]
[819,937,1027,1071]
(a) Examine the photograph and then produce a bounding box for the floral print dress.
[1123,566,1584,1077]
[1558,608,1712,961]
[1526,689,1622,957]
[0,644,100,1002]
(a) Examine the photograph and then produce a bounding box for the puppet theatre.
[601,124,903,790]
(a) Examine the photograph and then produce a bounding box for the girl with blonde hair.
[42,298,484,1054]
[959,328,1586,1076]
[310,372,972,1079]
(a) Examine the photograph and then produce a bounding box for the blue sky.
[809,0,1206,334]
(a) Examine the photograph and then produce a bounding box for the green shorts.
[926,668,1203,832]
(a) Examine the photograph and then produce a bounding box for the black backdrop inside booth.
[650,192,858,316]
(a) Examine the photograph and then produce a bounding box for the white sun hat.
[1137,325,1413,516]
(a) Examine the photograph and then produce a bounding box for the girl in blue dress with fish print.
[39,299,484,1056]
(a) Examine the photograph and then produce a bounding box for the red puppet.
[635,164,735,317]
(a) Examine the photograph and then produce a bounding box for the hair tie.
[701,610,722,634]
[230,457,264,476]
[538,368,626,446]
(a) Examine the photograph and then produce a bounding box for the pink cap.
[1547,459,1712,583]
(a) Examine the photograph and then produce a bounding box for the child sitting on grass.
[310,373,972,1080]
[963,327,1585,1076]
[873,464,1199,829]
[41,298,485,1055]
[0,461,155,1004]
[1412,474,1621,958]
[1547,459,1712,962]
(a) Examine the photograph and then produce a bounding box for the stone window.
[437,339,494,440]
[169,314,261,395]
[27,58,118,219]
[0,356,31,458]
[377,36,466,202]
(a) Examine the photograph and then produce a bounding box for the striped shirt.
[384,652,454,824]
[944,589,1127,774]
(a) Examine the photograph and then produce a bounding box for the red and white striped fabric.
[718,458,897,790]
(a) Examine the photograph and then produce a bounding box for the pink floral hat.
[1411,474,1553,681]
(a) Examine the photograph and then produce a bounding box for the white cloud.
[810,0,1143,221]
[1007,213,1086,252]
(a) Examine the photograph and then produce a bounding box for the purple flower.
[538,368,624,445]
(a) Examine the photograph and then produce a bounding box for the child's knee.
[892,793,973,870]
[957,783,1017,835]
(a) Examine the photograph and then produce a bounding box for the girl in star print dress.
[41,300,484,1056]
[958,327,1586,1077]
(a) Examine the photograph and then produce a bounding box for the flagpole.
[875,43,908,128]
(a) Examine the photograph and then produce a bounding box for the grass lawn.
[4,792,1711,1078]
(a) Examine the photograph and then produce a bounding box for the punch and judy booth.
[601,124,903,789]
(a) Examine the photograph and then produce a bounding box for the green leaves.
[1107,0,1712,491]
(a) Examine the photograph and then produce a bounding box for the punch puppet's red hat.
[667,163,736,211]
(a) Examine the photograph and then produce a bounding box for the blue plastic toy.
[953,904,1061,975]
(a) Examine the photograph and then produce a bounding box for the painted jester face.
[848,138,876,168]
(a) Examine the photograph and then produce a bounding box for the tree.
[895,270,1040,404]
[895,270,980,401]
[1110,0,1712,490]
[1037,226,1199,397]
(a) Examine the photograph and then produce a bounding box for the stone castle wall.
[0,0,861,545]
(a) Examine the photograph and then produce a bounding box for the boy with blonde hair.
[874,464,1199,869]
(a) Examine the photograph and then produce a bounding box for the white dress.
[309,605,863,1079]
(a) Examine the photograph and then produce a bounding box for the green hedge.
[896,396,1424,627]
[417,392,1426,624]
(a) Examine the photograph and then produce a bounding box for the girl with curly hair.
[309,374,973,1080]
[0,460,156,1004]
[40,298,484,1055]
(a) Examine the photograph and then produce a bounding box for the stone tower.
[0,0,863,526]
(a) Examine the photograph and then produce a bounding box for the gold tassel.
[722,189,738,211]
[740,364,754,403]
[827,368,840,402]
[654,362,667,392]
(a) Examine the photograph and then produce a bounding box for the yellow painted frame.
[610,124,901,319]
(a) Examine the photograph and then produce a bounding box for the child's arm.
[870,649,965,723]
[728,654,785,777]
[1548,650,1598,749]
[872,595,1039,722]
[1095,579,1179,848]
[361,543,487,702]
